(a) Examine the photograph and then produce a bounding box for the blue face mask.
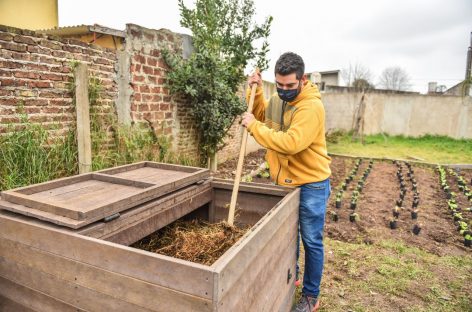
[277,82,301,102]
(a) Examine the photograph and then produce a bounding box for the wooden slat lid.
[0,162,209,229]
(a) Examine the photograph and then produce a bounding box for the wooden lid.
[0,162,209,229]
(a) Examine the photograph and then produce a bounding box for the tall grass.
[326,130,472,163]
[0,114,78,191]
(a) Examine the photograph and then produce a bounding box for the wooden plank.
[219,234,297,312]
[93,173,155,188]
[0,173,91,195]
[212,189,299,300]
[0,276,84,312]
[78,181,212,238]
[75,63,92,174]
[101,187,212,245]
[212,179,293,196]
[0,294,35,312]
[213,187,284,225]
[0,237,213,311]
[0,256,154,312]
[0,214,214,299]
[98,161,208,175]
[0,200,85,229]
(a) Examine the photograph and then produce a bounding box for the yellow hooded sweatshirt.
[246,81,331,186]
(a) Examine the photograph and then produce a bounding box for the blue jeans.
[296,178,331,298]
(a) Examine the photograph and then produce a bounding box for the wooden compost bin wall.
[0,182,299,312]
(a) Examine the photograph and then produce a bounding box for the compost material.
[132,219,250,265]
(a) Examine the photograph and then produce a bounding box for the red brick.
[0,41,27,52]
[29,115,49,123]
[52,50,70,58]
[0,89,14,96]
[142,94,153,102]
[0,60,22,69]
[147,57,157,66]
[13,35,36,45]
[133,54,145,64]
[62,45,82,53]
[42,106,62,114]
[39,56,62,65]
[24,99,48,106]
[40,73,64,81]
[133,94,142,101]
[25,63,50,71]
[149,103,159,110]
[40,39,62,50]
[49,99,72,106]
[164,127,172,135]
[165,112,173,119]
[95,57,112,65]
[27,45,40,53]
[14,71,40,79]
[154,111,164,120]
[133,75,145,83]
[0,33,13,41]
[148,76,157,84]
[0,98,18,106]
[0,78,26,87]
[0,69,12,77]
[1,116,20,124]
[39,91,63,98]
[28,81,52,88]
[139,85,150,93]
[142,66,154,75]
[160,103,170,111]
[138,104,149,112]
[25,107,41,114]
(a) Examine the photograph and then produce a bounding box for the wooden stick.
[75,63,92,174]
[228,77,259,226]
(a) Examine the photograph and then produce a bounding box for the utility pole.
[465,32,472,96]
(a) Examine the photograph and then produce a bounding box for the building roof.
[37,24,125,38]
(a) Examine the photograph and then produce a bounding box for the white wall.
[323,92,472,139]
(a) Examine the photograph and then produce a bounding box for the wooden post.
[75,63,92,174]
[228,81,258,226]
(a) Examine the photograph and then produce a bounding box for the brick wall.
[125,24,200,160]
[0,23,246,166]
[0,25,118,137]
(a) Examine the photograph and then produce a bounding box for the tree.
[378,66,411,91]
[352,78,373,92]
[164,0,272,164]
[342,62,374,88]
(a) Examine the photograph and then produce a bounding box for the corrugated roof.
[37,24,125,37]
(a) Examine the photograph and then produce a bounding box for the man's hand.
[247,71,262,88]
[241,112,255,128]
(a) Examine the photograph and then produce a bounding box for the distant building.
[0,0,58,30]
[306,70,341,91]
[443,81,471,96]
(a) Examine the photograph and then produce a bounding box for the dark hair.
[274,52,305,79]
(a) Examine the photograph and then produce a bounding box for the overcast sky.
[59,0,471,93]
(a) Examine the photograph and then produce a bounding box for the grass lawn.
[296,238,472,312]
[326,132,472,164]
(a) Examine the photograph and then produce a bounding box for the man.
[242,52,331,312]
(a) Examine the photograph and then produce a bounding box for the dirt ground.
[216,150,471,256]
[215,150,472,311]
